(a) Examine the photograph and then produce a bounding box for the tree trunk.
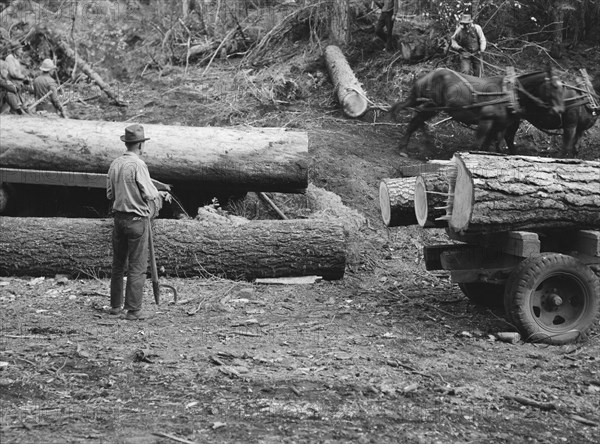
[0,116,309,193]
[446,153,600,234]
[324,45,368,118]
[0,217,347,280]
[330,0,350,45]
[550,2,565,58]
[471,0,480,18]
[182,0,192,19]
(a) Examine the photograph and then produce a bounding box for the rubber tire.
[504,253,600,345]
[458,283,505,308]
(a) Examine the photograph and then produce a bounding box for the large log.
[442,153,600,234]
[0,116,308,193]
[324,45,368,118]
[0,217,347,280]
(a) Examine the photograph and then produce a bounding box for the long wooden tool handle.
[148,222,160,305]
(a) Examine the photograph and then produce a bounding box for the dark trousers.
[0,90,24,114]
[375,11,394,50]
[459,53,483,77]
[110,213,149,311]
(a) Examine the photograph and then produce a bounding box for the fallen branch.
[569,414,599,427]
[37,26,125,106]
[256,192,288,220]
[504,395,557,411]
[151,432,198,444]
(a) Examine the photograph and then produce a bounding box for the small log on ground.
[380,170,450,227]
[445,153,600,234]
[324,45,368,118]
[0,116,308,193]
[0,217,347,280]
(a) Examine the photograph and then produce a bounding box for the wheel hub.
[533,277,585,328]
[542,289,564,310]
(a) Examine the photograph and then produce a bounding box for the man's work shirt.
[451,24,487,53]
[379,0,395,13]
[32,73,62,112]
[107,152,160,217]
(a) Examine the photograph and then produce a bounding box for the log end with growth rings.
[379,180,392,226]
[341,89,369,118]
[414,175,428,227]
[447,155,473,233]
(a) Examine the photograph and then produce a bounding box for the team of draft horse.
[391,66,600,159]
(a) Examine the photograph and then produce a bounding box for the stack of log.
[0,118,352,280]
[380,153,600,234]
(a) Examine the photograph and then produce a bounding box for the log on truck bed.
[0,116,309,193]
[415,153,600,234]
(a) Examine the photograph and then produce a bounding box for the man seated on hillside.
[32,58,68,118]
[451,13,487,77]
[0,64,27,115]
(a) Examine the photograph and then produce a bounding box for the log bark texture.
[447,153,600,234]
[330,0,350,45]
[0,217,347,280]
[0,116,309,193]
[379,177,417,227]
[324,45,368,118]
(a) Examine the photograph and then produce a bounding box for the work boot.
[109,306,122,315]
[125,310,147,321]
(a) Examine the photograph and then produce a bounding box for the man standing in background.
[374,0,399,51]
[451,13,487,77]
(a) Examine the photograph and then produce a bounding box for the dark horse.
[506,71,599,158]
[390,67,565,157]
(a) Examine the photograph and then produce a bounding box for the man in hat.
[32,58,68,118]
[107,124,166,321]
[374,0,400,51]
[451,13,487,77]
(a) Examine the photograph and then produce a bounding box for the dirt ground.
[2,36,600,444]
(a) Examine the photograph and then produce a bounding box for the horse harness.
[414,67,558,114]
[563,68,600,116]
